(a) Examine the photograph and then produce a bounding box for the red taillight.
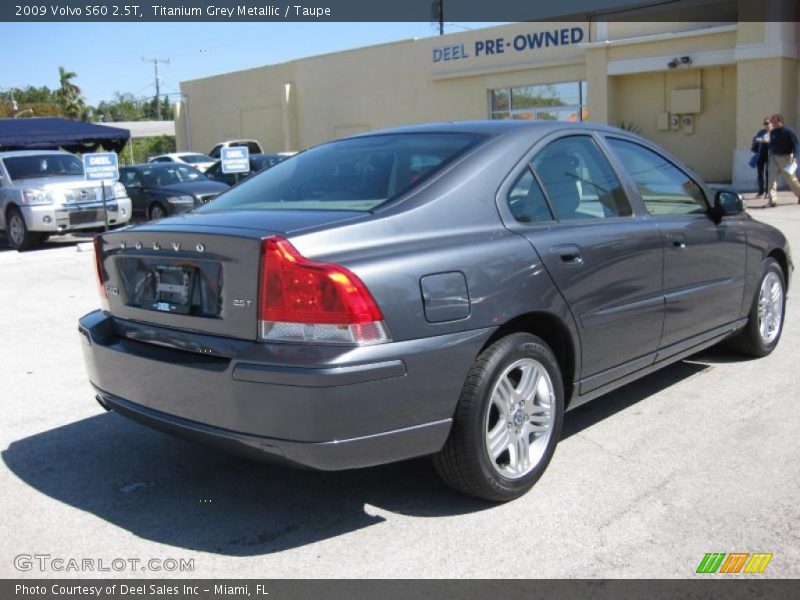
[94,235,107,300]
[258,237,390,345]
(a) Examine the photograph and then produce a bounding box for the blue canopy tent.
[0,117,130,153]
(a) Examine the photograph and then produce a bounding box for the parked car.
[208,139,263,160]
[118,163,228,221]
[81,121,791,502]
[205,153,287,186]
[148,152,215,173]
[0,150,131,250]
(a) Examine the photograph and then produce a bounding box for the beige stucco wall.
[606,30,737,61]
[176,18,798,187]
[613,66,737,182]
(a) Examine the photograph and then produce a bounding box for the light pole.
[1,84,24,113]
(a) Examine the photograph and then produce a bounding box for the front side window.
[3,154,83,180]
[531,136,631,221]
[197,133,484,213]
[606,138,707,216]
[120,170,142,186]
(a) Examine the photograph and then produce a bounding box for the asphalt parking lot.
[1,195,799,579]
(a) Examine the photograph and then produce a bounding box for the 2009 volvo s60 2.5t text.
[79,121,791,502]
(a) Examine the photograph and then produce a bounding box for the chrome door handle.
[553,244,583,264]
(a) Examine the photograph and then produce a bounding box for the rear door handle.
[553,244,583,264]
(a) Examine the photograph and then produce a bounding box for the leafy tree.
[0,85,60,118]
[96,92,142,121]
[120,135,176,165]
[56,66,85,119]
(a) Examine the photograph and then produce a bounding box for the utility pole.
[141,56,169,120]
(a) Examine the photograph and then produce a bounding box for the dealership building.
[176,12,799,189]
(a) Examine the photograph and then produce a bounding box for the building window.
[489,81,587,122]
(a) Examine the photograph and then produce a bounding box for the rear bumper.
[95,389,452,470]
[79,310,493,470]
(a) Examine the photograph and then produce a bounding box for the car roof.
[0,149,76,158]
[343,120,625,141]
[170,152,211,158]
[124,162,195,170]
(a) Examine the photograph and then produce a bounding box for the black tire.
[149,203,167,221]
[5,206,43,251]
[433,333,565,502]
[727,258,786,357]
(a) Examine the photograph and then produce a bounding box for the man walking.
[752,118,771,198]
[765,113,800,207]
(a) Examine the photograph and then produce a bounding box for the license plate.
[150,265,196,314]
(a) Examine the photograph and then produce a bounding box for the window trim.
[603,135,710,216]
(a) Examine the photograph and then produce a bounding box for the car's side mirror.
[713,190,744,218]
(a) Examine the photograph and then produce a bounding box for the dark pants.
[757,154,769,195]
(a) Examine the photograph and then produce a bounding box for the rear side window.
[197,133,485,212]
[506,169,554,223]
[532,136,631,221]
[606,138,708,215]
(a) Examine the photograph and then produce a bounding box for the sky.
[1,22,503,107]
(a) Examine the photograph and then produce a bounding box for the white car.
[0,150,132,250]
[208,140,264,160]
[148,152,215,173]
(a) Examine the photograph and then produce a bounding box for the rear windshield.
[140,164,206,186]
[197,133,484,212]
[3,154,83,180]
[234,141,262,154]
[180,154,213,164]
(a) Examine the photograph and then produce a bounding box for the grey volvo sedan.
[79,121,791,502]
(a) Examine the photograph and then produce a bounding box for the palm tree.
[56,66,84,119]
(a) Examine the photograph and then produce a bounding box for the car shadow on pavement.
[3,354,716,557]
[2,410,487,557]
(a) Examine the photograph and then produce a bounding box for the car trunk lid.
[96,209,367,341]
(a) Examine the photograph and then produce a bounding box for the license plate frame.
[149,264,196,314]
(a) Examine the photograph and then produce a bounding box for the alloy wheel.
[757,271,783,345]
[484,358,556,479]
